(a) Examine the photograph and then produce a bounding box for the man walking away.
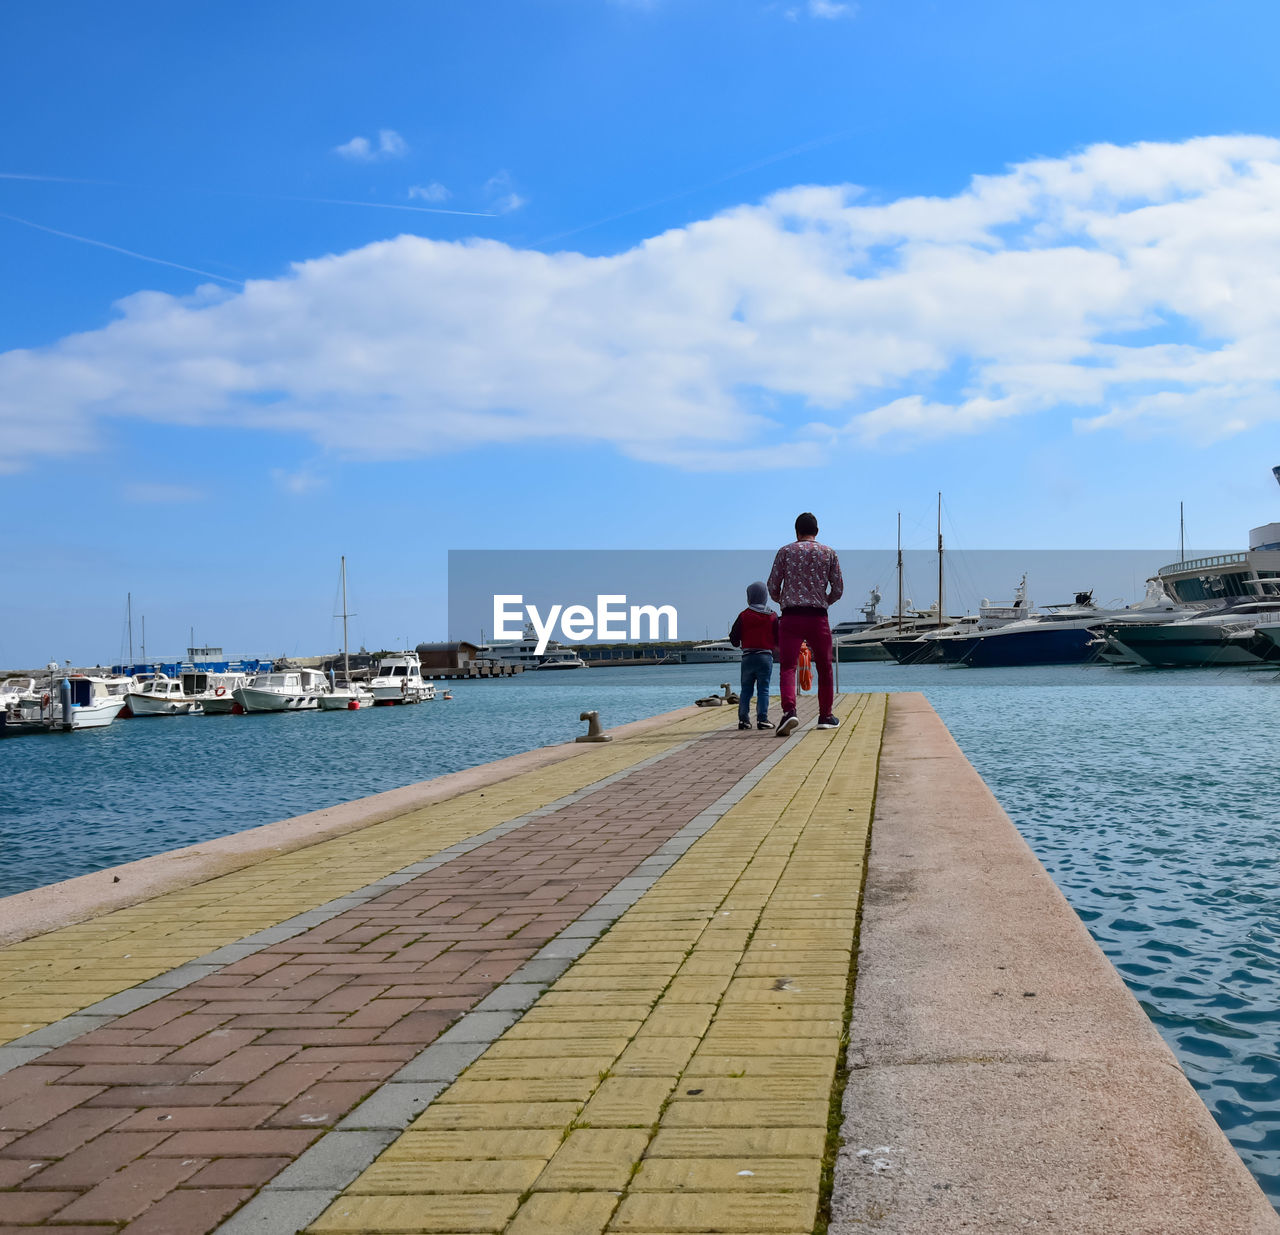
[768,512,844,735]
[729,581,779,731]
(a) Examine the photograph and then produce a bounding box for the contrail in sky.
[0,171,496,216]
[0,212,244,286]
[535,130,856,246]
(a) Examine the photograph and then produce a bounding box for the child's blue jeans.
[739,650,773,724]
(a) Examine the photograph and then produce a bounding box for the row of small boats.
[0,652,447,736]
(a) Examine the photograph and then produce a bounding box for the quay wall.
[832,692,1279,1233]
[0,702,702,948]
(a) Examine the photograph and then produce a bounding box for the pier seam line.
[0,735,710,1078]
[209,713,823,1235]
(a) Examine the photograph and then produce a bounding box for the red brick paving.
[0,713,812,1231]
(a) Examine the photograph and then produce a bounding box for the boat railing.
[1158,552,1249,576]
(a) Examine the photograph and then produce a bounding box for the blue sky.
[4,0,1280,666]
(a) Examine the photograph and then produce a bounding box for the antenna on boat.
[937,492,944,630]
[896,513,904,635]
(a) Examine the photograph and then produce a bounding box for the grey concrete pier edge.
[831,693,1280,1234]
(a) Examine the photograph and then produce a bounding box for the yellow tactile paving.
[310,692,886,1235]
[0,708,730,1042]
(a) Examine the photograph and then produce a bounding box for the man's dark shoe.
[756,719,775,731]
[738,720,752,730]
[816,715,841,730]
[776,711,799,737]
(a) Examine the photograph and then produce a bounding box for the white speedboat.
[369,652,434,704]
[126,673,200,716]
[22,675,129,730]
[535,652,588,670]
[319,681,377,710]
[232,669,329,713]
[680,641,742,664]
[188,671,249,714]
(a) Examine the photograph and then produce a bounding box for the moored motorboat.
[14,674,130,730]
[126,673,200,716]
[319,681,376,710]
[232,669,329,713]
[369,652,434,704]
[535,652,589,669]
[189,671,249,714]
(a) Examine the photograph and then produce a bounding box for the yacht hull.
[1106,626,1269,668]
[836,641,894,662]
[880,637,944,665]
[937,628,1101,667]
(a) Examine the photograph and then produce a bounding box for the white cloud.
[484,171,527,214]
[270,466,327,495]
[776,0,856,18]
[7,135,1280,473]
[334,129,408,162]
[409,182,451,203]
[807,0,855,16]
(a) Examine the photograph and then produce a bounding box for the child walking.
[729,581,780,731]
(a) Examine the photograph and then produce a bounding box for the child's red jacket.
[728,607,780,654]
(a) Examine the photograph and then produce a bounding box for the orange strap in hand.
[798,642,813,692]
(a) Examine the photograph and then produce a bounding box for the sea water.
[3,661,1280,1204]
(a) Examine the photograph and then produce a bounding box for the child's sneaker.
[738,720,752,730]
[776,711,799,737]
[756,719,775,731]
[817,715,841,730]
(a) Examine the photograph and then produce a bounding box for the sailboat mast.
[896,513,904,635]
[936,492,944,630]
[127,593,133,665]
[1180,501,1186,564]
[141,616,146,664]
[341,556,350,682]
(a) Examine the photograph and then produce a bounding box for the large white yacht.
[478,624,580,671]
[680,641,741,664]
[369,651,434,704]
[1104,472,1280,667]
[232,668,330,713]
[880,576,1036,664]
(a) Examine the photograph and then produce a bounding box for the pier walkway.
[0,694,877,1233]
[0,692,1274,1233]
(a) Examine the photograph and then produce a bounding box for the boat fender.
[41,692,50,708]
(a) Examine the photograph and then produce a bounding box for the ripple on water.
[904,663,1280,1211]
